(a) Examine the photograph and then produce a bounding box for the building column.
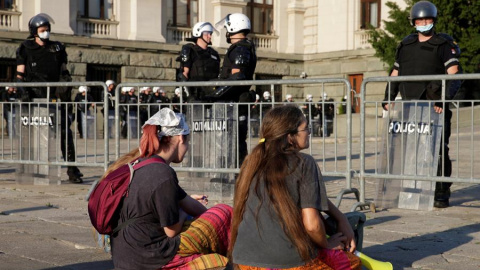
[286,0,306,54]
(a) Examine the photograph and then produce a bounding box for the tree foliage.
[368,0,480,73]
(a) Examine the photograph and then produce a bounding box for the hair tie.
[259,138,266,143]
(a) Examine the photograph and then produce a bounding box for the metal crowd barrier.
[356,73,480,211]
[3,76,476,211]
[114,79,358,206]
[0,82,109,179]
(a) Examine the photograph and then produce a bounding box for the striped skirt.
[162,204,233,270]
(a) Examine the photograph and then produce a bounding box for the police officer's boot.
[67,166,83,184]
[434,182,450,208]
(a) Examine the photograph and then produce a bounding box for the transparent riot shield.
[16,100,61,185]
[376,102,443,211]
[185,103,237,181]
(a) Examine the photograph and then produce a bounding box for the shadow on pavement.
[364,215,401,226]
[363,223,478,269]
[41,260,114,270]
[1,206,57,215]
[451,184,480,208]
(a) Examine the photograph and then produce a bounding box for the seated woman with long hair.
[108,108,232,270]
[230,105,361,270]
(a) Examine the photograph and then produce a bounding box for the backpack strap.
[112,156,166,235]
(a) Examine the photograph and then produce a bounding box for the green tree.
[369,0,480,73]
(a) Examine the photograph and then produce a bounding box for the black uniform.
[74,92,94,139]
[139,91,153,127]
[261,96,273,118]
[17,40,67,100]
[383,32,460,203]
[2,90,18,136]
[250,99,260,137]
[101,87,116,138]
[16,39,82,182]
[120,92,139,138]
[217,39,257,165]
[177,43,220,101]
[150,93,163,115]
[302,99,318,124]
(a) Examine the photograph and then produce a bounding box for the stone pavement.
[1,130,480,269]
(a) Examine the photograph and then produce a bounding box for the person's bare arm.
[384,69,399,111]
[179,194,207,217]
[433,64,460,113]
[302,208,328,249]
[163,209,188,237]
[16,65,25,79]
[324,199,356,252]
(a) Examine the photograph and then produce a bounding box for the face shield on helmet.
[191,22,219,45]
[409,1,437,35]
[28,13,55,40]
[79,86,88,93]
[215,13,251,44]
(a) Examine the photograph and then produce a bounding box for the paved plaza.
[0,131,479,269]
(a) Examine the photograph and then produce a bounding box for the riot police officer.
[382,1,460,208]
[139,87,153,127]
[102,80,116,138]
[212,13,257,165]
[176,22,220,102]
[261,91,273,118]
[2,86,18,137]
[16,14,83,183]
[74,86,94,139]
[120,87,139,139]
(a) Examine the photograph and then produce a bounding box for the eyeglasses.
[297,124,311,135]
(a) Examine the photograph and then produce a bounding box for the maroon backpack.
[88,156,165,235]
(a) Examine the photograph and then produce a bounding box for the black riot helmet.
[409,1,437,26]
[28,14,52,38]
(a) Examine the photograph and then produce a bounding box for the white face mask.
[415,23,434,34]
[38,31,50,40]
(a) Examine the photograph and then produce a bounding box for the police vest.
[397,33,453,100]
[19,40,65,83]
[219,39,257,80]
[182,44,220,81]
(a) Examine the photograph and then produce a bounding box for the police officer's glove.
[176,72,188,82]
[61,70,72,82]
[16,77,30,102]
[211,85,232,99]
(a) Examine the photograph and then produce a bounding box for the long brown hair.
[99,125,160,181]
[229,105,314,261]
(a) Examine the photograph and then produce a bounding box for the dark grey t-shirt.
[232,153,328,268]
[111,156,187,270]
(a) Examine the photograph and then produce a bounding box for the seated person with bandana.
[108,108,233,270]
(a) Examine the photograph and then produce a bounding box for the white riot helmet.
[122,87,133,93]
[174,87,181,96]
[224,13,251,34]
[79,86,88,93]
[256,94,260,101]
[152,87,161,93]
[306,94,313,101]
[105,80,115,87]
[192,22,215,37]
[263,91,271,99]
[286,94,292,100]
[140,87,150,93]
